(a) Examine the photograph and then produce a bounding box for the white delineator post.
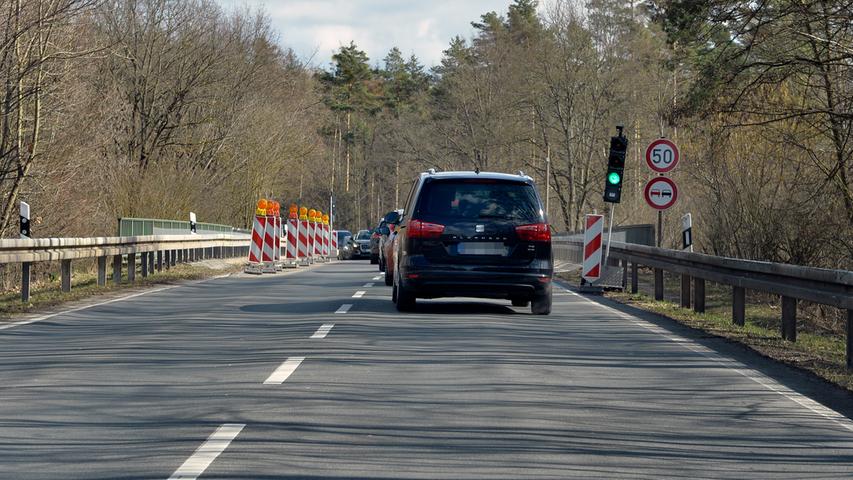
[681,213,693,252]
[582,214,604,283]
[20,201,31,302]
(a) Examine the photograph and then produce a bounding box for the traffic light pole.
[604,203,615,268]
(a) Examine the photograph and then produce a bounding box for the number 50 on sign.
[646,139,679,173]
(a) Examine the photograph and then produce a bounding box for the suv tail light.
[516,223,551,242]
[408,219,445,239]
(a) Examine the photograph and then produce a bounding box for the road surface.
[1,261,851,479]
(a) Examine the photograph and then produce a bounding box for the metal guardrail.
[553,237,853,368]
[1,234,251,302]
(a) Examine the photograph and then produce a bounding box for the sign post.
[645,139,680,246]
[189,212,197,234]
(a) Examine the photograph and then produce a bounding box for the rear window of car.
[415,179,542,222]
[356,230,371,240]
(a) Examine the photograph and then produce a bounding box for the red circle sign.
[646,139,679,173]
[644,177,678,210]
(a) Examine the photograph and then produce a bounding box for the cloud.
[214,0,529,68]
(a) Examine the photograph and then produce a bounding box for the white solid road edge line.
[0,285,179,332]
[0,273,235,333]
[335,304,352,314]
[310,323,334,339]
[558,283,853,433]
[263,357,305,385]
[352,291,366,298]
[168,423,244,480]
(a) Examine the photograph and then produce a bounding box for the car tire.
[370,254,379,265]
[531,285,552,315]
[394,272,416,312]
[511,298,529,307]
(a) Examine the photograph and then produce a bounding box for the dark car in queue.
[383,224,398,285]
[390,170,553,314]
[369,221,384,265]
[335,230,353,259]
[378,210,402,273]
[352,229,373,259]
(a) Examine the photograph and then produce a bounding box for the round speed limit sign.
[646,139,679,173]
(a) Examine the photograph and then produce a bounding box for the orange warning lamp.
[289,204,298,219]
[272,201,280,216]
[322,214,330,225]
[308,209,316,222]
[256,199,268,216]
[299,206,308,220]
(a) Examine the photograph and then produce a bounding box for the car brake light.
[516,223,551,242]
[408,219,445,239]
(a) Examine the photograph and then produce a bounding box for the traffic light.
[604,126,628,203]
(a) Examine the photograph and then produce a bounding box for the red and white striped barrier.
[273,216,281,266]
[582,214,604,283]
[313,221,323,261]
[262,215,276,273]
[331,229,338,252]
[298,220,310,265]
[246,215,265,274]
[284,218,299,267]
[323,223,330,258]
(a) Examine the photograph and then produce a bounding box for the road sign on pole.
[646,139,679,173]
[644,177,678,210]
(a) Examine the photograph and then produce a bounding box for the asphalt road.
[1,260,852,479]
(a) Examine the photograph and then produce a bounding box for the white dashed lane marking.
[310,324,334,339]
[335,304,352,314]
[263,357,305,385]
[168,423,244,480]
[363,283,374,288]
[352,291,365,298]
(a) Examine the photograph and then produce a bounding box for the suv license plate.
[457,242,507,256]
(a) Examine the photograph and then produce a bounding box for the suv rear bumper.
[401,267,551,300]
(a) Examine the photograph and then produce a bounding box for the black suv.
[389,171,553,314]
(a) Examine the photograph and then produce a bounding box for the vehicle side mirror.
[384,211,401,224]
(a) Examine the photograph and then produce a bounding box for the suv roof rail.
[427,168,436,174]
[518,170,528,178]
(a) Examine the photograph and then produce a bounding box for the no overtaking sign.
[644,176,678,210]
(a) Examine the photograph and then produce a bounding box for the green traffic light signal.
[608,171,621,185]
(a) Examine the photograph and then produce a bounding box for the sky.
[214,0,533,69]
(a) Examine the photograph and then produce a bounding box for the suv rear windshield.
[415,179,542,222]
[356,230,371,240]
